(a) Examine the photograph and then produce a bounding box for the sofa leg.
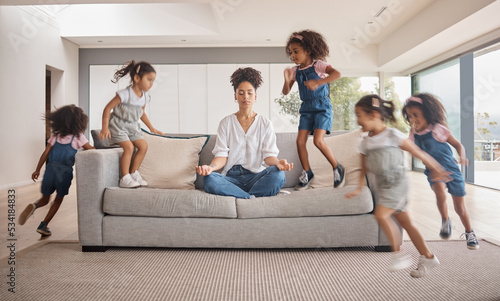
[374,245,392,252]
[82,246,107,252]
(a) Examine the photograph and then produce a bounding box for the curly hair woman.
[196,67,293,198]
[282,29,344,190]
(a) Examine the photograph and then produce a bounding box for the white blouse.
[213,114,279,175]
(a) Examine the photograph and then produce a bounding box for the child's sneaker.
[439,218,452,239]
[19,203,37,225]
[131,171,148,187]
[295,169,314,191]
[389,252,412,271]
[461,230,480,250]
[36,221,51,236]
[334,163,345,188]
[119,174,140,188]
[410,255,440,278]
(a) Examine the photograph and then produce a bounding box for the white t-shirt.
[359,127,407,154]
[213,114,280,175]
[116,86,151,107]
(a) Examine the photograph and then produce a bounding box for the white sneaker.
[389,252,412,272]
[131,171,148,186]
[410,255,440,278]
[119,174,140,188]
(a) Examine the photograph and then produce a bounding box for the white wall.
[0,6,79,189]
[88,63,299,143]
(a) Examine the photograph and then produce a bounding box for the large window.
[473,45,500,190]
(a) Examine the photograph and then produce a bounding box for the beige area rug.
[1,240,499,301]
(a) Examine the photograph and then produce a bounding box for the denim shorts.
[426,171,466,197]
[298,98,333,134]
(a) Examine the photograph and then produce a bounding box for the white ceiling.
[2,0,500,74]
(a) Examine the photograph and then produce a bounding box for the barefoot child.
[282,30,344,190]
[346,94,451,278]
[19,105,94,236]
[402,93,479,249]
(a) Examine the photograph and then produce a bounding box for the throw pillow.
[138,130,209,190]
[306,130,363,188]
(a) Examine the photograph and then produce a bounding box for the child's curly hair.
[355,94,396,123]
[112,60,156,84]
[285,30,329,61]
[230,67,263,91]
[402,93,447,127]
[47,105,88,137]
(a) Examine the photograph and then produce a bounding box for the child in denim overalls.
[19,105,94,236]
[99,61,164,188]
[402,93,479,250]
[282,30,345,190]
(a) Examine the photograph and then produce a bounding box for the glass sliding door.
[473,44,500,190]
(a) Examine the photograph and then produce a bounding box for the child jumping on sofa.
[19,105,94,236]
[98,60,164,188]
[402,93,479,250]
[282,29,345,190]
[346,94,451,278]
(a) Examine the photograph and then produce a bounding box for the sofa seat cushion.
[236,185,373,219]
[103,187,237,218]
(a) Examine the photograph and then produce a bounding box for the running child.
[98,60,164,188]
[346,94,451,278]
[282,30,344,190]
[19,105,94,236]
[402,93,479,250]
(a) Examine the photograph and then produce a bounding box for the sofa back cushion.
[194,130,359,189]
[139,131,209,189]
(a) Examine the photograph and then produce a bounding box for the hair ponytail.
[356,94,396,123]
[112,60,156,84]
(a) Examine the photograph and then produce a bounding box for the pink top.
[47,134,89,150]
[291,60,331,81]
[409,123,450,143]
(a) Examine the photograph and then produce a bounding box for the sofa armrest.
[75,148,123,246]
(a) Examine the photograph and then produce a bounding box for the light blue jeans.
[202,165,286,199]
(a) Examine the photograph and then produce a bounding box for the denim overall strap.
[48,135,78,169]
[295,61,329,102]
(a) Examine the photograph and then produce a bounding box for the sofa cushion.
[236,185,373,219]
[103,187,237,218]
[307,130,363,188]
[138,131,209,189]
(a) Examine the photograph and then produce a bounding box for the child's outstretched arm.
[32,144,53,182]
[98,95,121,140]
[401,138,452,182]
[447,134,469,165]
[282,68,295,95]
[82,142,95,150]
[345,154,366,199]
[304,66,341,91]
[140,106,164,135]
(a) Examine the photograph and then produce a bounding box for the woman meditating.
[196,67,293,199]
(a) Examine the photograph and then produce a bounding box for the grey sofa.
[76,130,396,252]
